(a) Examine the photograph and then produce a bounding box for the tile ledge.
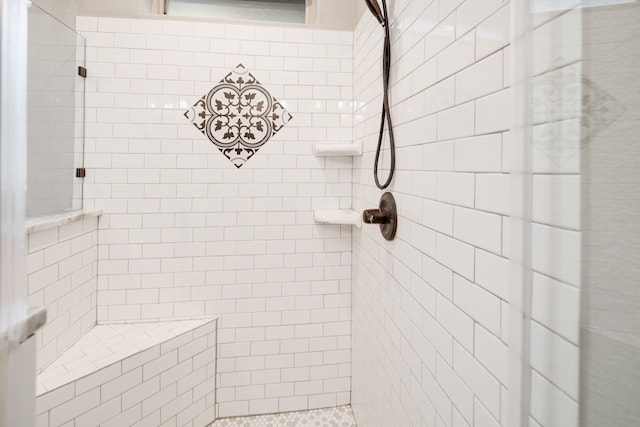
[314,209,362,228]
[313,141,362,156]
[27,209,102,234]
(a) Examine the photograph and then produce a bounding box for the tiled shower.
[8,0,639,426]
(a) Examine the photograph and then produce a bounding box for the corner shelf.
[314,210,361,228]
[313,142,361,229]
[313,141,362,157]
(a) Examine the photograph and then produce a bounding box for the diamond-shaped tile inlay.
[184,64,292,168]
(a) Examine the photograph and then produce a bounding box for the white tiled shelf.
[314,209,362,228]
[313,142,363,156]
[26,209,102,234]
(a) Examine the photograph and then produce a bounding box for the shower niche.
[312,142,363,227]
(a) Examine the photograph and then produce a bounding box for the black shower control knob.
[362,192,397,241]
[362,209,388,224]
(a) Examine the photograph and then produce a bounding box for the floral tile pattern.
[184,64,292,168]
[531,70,625,167]
[210,406,357,427]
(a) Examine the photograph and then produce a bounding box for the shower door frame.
[0,0,36,426]
[508,0,534,425]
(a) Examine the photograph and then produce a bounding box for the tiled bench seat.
[36,319,217,427]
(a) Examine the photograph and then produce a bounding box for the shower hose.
[373,0,395,190]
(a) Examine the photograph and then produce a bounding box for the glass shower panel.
[526,4,583,427]
[0,0,33,425]
[519,1,640,426]
[579,2,640,426]
[27,4,85,219]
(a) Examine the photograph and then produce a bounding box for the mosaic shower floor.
[211,406,357,427]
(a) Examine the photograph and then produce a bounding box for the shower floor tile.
[211,405,357,427]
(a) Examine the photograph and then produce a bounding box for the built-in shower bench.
[35,319,217,427]
[26,210,219,426]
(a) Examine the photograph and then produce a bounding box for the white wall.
[31,0,79,29]
[34,0,363,31]
[308,0,363,30]
[351,0,511,426]
[79,15,353,417]
[32,0,156,29]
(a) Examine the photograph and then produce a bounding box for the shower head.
[364,0,384,24]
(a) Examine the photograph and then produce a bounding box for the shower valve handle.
[362,192,397,241]
[362,209,389,224]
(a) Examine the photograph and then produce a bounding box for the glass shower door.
[579,2,640,425]
[512,1,640,426]
[0,0,35,425]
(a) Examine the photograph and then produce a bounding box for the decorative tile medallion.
[532,71,626,167]
[209,405,357,427]
[184,64,292,168]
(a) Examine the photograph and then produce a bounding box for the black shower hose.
[373,0,395,190]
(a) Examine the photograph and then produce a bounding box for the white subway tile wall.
[36,319,213,394]
[35,319,217,427]
[27,215,99,373]
[78,16,353,417]
[352,1,511,426]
